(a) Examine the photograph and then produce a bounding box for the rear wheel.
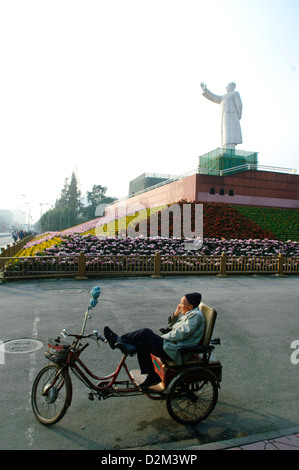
[166,370,218,425]
[31,363,72,425]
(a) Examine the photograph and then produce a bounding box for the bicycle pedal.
[87,392,94,401]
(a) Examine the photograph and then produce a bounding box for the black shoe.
[104,326,118,350]
[139,373,161,390]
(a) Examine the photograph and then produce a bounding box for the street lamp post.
[25,203,31,232]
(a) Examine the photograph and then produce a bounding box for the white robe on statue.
[202,88,243,147]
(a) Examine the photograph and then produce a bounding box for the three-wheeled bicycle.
[31,286,222,426]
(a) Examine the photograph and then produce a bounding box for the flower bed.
[200,202,277,239]
[17,233,299,258]
[234,206,299,241]
[17,234,63,257]
[4,200,298,278]
[13,202,299,264]
[4,233,299,278]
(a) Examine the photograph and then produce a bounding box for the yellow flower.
[16,237,62,257]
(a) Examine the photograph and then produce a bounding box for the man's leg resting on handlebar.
[104,327,169,389]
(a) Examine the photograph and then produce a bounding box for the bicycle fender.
[166,367,220,394]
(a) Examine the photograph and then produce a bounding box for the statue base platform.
[198,147,258,175]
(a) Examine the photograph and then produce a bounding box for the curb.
[128,426,299,451]
[182,426,299,450]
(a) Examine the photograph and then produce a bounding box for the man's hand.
[174,304,182,317]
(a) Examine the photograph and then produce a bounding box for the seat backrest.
[199,302,217,346]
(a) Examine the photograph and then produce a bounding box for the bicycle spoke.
[166,372,218,424]
[31,364,72,425]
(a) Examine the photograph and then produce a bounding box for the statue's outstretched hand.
[200,82,207,91]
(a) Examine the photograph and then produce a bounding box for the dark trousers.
[118,328,169,375]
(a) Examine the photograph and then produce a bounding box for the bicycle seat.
[115,342,137,356]
[178,304,218,363]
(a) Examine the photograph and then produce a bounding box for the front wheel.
[166,370,218,425]
[31,363,72,425]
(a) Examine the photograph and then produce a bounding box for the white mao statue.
[201,82,243,149]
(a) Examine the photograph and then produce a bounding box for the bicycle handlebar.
[93,330,107,343]
[60,328,107,344]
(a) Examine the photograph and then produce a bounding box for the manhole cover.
[0,339,44,354]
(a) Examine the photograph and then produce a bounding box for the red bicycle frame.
[64,344,145,397]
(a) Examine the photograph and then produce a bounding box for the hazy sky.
[1,0,299,222]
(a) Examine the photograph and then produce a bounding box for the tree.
[55,178,69,209]
[37,172,116,232]
[55,172,81,214]
[81,184,116,220]
[66,171,82,215]
[39,171,82,232]
[39,206,78,232]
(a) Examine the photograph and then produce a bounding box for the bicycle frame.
[52,292,164,400]
[66,345,142,398]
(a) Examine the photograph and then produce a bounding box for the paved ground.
[0,275,298,450]
[0,233,13,249]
